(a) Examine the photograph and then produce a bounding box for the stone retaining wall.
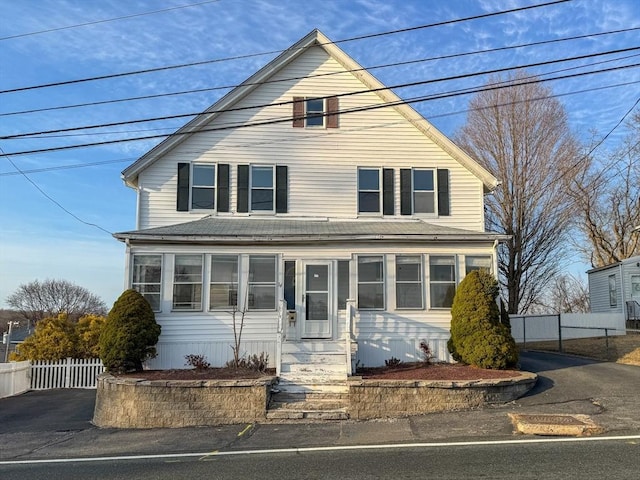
[93,374,276,428]
[348,372,537,420]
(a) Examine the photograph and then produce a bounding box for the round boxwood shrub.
[447,270,518,369]
[99,289,161,373]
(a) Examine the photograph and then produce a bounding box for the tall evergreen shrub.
[447,270,518,369]
[99,289,161,373]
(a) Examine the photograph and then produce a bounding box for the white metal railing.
[30,357,105,390]
[0,361,30,398]
[276,299,286,376]
[345,299,356,376]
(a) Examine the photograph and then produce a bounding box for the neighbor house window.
[430,256,456,308]
[173,254,203,310]
[251,165,274,212]
[132,254,162,312]
[209,255,238,309]
[338,260,350,310]
[248,256,276,310]
[358,168,381,213]
[609,274,617,307]
[465,256,492,275]
[306,98,324,127]
[396,256,423,309]
[191,164,215,210]
[413,169,435,214]
[358,256,384,309]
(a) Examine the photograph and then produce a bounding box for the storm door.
[301,261,333,338]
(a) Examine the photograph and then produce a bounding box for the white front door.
[301,261,333,339]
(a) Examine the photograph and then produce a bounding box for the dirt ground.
[522,331,640,365]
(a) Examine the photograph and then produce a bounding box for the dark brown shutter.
[437,169,450,216]
[237,165,249,213]
[400,168,412,215]
[217,164,229,212]
[293,97,304,128]
[177,162,190,212]
[276,165,288,213]
[382,168,394,215]
[326,96,339,128]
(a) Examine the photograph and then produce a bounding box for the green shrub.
[447,270,518,369]
[76,314,107,358]
[99,289,161,373]
[10,315,78,361]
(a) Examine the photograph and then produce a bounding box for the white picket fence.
[30,357,105,390]
[0,361,31,398]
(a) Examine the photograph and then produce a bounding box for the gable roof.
[121,29,499,193]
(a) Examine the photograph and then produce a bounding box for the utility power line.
[4,46,638,140]
[2,25,637,118]
[0,0,571,94]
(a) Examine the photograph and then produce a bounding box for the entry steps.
[268,341,349,420]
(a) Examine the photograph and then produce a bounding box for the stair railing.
[276,299,286,376]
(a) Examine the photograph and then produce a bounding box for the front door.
[301,261,333,339]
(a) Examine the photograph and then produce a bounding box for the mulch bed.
[356,362,520,380]
[115,367,276,381]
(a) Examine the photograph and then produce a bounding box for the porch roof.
[114,217,507,244]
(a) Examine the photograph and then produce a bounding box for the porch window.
[358,168,381,213]
[173,254,203,310]
[429,256,456,308]
[396,256,423,309]
[131,254,162,312]
[251,165,275,212]
[609,274,617,307]
[465,256,492,275]
[210,255,238,309]
[337,260,350,310]
[248,256,276,310]
[358,256,384,309]
[191,164,215,210]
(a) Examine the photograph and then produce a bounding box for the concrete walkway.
[1,351,639,461]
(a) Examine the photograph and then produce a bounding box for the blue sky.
[1,0,639,309]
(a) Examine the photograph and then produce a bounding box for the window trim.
[250,165,276,213]
[357,255,385,310]
[357,167,382,215]
[131,254,163,313]
[190,163,216,211]
[395,255,424,310]
[172,254,204,311]
[209,254,239,311]
[429,255,457,309]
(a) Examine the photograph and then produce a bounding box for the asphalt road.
[1,351,639,478]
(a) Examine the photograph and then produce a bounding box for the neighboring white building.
[588,255,640,324]
[114,29,505,379]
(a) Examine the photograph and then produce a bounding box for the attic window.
[293,96,339,128]
[306,99,324,127]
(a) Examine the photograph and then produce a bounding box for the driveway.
[1,351,639,461]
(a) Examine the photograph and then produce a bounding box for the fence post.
[557,314,563,353]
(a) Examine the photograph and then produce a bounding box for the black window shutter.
[437,169,450,216]
[400,168,412,215]
[217,164,230,212]
[276,165,288,213]
[293,97,304,128]
[237,165,249,213]
[382,168,394,215]
[177,162,190,212]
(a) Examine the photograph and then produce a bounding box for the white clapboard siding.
[30,358,105,390]
[137,45,485,231]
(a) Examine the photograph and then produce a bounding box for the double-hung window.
[173,255,203,310]
[248,256,276,310]
[210,255,238,309]
[191,164,215,210]
[358,256,384,309]
[132,254,162,312]
[306,98,324,127]
[413,169,435,214]
[429,256,456,308]
[396,256,423,309]
[358,168,381,213]
[465,256,492,275]
[251,165,275,212]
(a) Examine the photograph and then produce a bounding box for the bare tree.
[6,279,107,325]
[533,274,590,314]
[569,112,640,267]
[455,71,581,313]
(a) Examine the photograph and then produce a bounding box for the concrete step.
[281,362,347,374]
[282,342,346,354]
[281,352,347,365]
[267,392,350,421]
[276,379,349,395]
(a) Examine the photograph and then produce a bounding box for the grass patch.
[522,331,640,364]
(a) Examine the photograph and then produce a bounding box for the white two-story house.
[115,29,504,384]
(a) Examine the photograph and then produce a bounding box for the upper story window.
[357,255,384,309]
[251,165,275,211]
[131,254,162,312]
[401,168,450,216]
[176,162,229,213]
[293,96,339,128]
[358,168,381,213]
[191,164,215,210]
[429,255,456,309]
[210,255,238,309]
[173,254,203,311]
